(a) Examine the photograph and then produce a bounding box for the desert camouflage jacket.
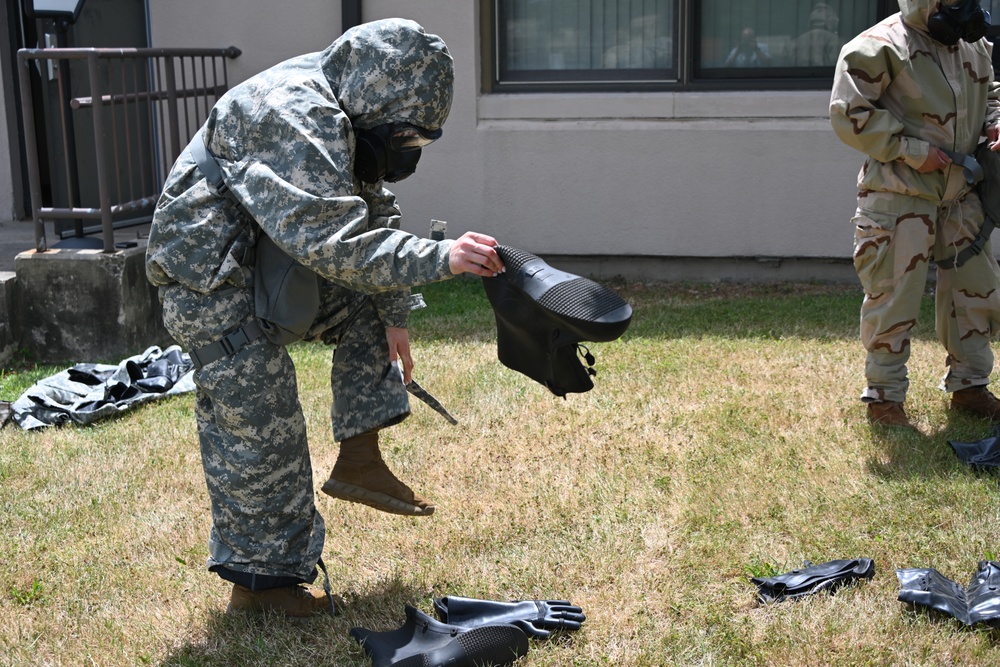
[146,19,455,328]
[830,0,1000,203]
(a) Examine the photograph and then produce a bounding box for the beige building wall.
[148,1,343,92]
[146,1,878,279]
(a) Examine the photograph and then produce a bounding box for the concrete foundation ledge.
[0,271,17,368]
[13,243,175,365]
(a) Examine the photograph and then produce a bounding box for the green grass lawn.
[2,278,1000,666]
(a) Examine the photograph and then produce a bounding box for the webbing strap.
[316,557,336,615]
[190,133,230,197]
[189,319,265,370]
[942,148,985,186]
[936,148,993,270]
[191,134,257,267]
[936,216,996,270]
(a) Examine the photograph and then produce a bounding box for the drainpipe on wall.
[342,0,361,33]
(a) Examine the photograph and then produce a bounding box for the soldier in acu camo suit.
[145,19,504,618]
[830,0,1000,429]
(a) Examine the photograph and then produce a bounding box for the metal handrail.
[17,46,241,253]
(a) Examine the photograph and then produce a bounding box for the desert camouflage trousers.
[159,280,410,581]
[853,189,1000,404]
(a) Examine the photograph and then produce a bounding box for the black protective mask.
[928,0,989,45]
[354,123,438,184]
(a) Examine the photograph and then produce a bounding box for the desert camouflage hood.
[899,0,936,33]
[830,0,1000,202]
[321,18,454,131]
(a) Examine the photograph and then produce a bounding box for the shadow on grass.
[865,412,999,481]
[157,576,425,667]
[865,425,954,480]
[410,277,942,345]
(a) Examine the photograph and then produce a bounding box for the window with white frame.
[486,0,895,91]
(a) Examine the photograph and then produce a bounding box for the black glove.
[433,595,586,639]
[751,558,875,603]
[67,364,114,386]
[949,426,1000,468]
[135,349,193,393]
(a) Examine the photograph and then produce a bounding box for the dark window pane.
[697,1,877,77]
[491,1,891,90]
[500,0,675,79]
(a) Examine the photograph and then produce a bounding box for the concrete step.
[1,241,173,367]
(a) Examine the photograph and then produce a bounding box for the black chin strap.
[316,557,335,615]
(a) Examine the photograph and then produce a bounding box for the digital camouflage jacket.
[830,0,1000,203]
[146,19,456,328]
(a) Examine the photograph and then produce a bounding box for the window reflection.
[493,0,887,89]
[503,0,675,72]
[699,1,874,71]
[791,3,843,66]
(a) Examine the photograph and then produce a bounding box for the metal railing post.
[162,56,181,163]
[17,50,47,253]
[86,51,114,252]
[15,46,240,251]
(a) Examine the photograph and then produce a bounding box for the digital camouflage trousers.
[159,280,410,581]
[853,189,1000,404]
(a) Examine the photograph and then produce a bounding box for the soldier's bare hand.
[917,145,952,173]
[988,125,1000,150]
[386,327,413,384]
[449,232,505,277]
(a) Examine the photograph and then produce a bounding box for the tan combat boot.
[321,430,435,516]
[866,400,914,429]
[227,583,336,618]
[951,386,1000,421]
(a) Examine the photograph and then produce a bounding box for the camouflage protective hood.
[320,18,454,132]
[899,0,939,33]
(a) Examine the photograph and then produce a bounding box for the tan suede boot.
[951,386,1000,421]
[322,431,435,516]
[227,583,336,618]
[867,400,914,429]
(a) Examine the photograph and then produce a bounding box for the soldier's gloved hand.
[433,595,586,639]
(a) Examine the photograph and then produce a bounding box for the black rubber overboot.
[350,605,529,667]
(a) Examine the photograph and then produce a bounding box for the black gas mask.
[928,0,989,45]
[354,122,442,184]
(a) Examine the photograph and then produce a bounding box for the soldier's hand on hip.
[917,145,952,173]
[988,125,1000,151]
